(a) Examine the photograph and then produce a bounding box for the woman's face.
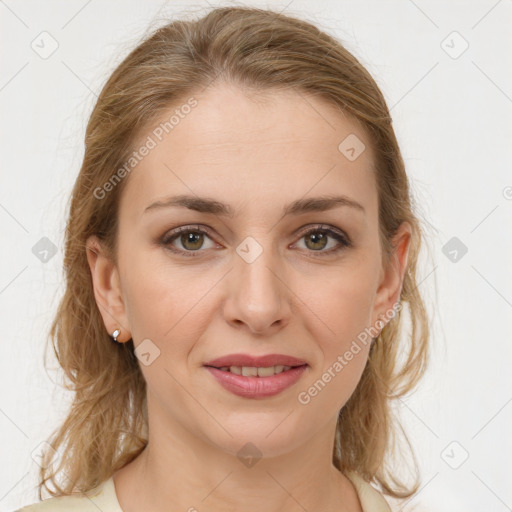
[88,83,410,459]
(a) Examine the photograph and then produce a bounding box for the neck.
[113,408,362,512]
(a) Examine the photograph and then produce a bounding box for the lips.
[205,365,307,399]
[204,353,307,368]
[203,353,308,399]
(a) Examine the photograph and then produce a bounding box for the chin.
[201,414,313,461]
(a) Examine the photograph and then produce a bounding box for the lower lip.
[205,365,308,399]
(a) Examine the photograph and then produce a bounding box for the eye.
[160,224,352,258]
[160,225,217,257]
[293,225,352,255]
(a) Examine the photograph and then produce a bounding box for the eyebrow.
[143,194,365,218]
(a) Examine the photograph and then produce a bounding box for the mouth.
[204,363,306,377]
[203,353,307,369]
[203,355,309,399]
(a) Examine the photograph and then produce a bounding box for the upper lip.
[204,353,307,368]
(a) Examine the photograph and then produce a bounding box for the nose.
[223,240,291,335]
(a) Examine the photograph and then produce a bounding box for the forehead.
[120,83,377,223]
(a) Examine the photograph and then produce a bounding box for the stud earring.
[112,328,121,342]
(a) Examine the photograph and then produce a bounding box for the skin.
[86,82,411,512]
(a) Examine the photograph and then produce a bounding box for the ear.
[370,221,412,332]
[85,235,131,343]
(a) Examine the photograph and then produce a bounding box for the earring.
[112,328,121,342]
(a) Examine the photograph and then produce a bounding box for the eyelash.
[160,224,352,258]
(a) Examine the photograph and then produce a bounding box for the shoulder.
[14,478,120,512]
[15,495,100,512]
[345,471,392,512]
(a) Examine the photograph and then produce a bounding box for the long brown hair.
[38,5,431,501]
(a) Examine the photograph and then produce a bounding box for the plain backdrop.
[1,1,511,511]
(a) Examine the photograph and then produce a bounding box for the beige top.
[15,471,391,511]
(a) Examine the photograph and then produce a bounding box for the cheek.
[120,254,217,353]
[299,261,378,350]
[292,257,378,407]
[296,270,374,412]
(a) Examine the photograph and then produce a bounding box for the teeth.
[241,366,258,377]
[219,365,294,376]
[257,366,275,377]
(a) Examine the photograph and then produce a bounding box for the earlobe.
[85,235,131,342]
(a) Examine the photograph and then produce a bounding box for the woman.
[16,5,429,512]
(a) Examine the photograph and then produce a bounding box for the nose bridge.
[228,233,289,332]
[236,234,280,302]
